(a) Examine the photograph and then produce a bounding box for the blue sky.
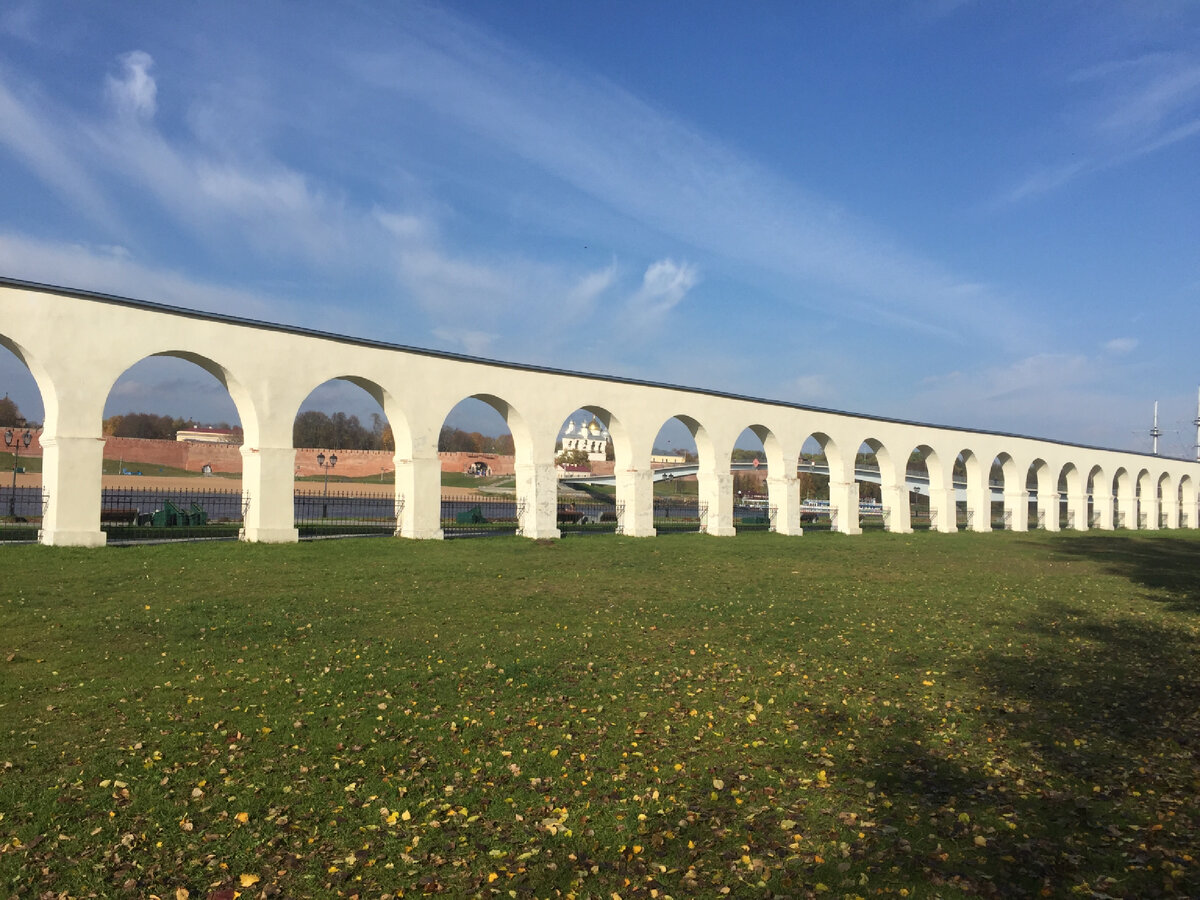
[1,1,1198,456]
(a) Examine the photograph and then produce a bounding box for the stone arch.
[1086,463,1110,529]
[650,414,715,534]
[956,448,988,532]
[1028,458,1054,529]
[857,436,901,531]
[797,432,844,531]
[728,424,779,533]
[138,351,258,445]
[1157,471,1175,528]
[1136,469,1154,529]
[289,375,405,537]
[906,444,943,531]
[995,452,1024,530]
[552,405,623,535]
[1113,467,1134,528]
[1180,475,1197,529]
[0,335,53,431]
[575,405,627,467]
[1059,462,1085,530]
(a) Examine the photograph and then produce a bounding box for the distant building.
[559,417,610,462]
[650,453,687,465]
[176,427,241,444]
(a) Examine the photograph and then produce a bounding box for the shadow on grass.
[849,596,1200,896]
[1045,534,1200,614]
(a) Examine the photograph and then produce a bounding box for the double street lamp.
[316,451,337,518]
[5,428,33,518]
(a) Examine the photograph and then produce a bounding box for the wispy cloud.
[624,259,699,328]
[347,9,1033,351]
[1103,337,1138,355]
[0,231,284,321]
[105,50,157,121]
[1001,51,1200,204]
[0,76,122,231]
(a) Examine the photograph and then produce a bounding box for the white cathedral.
[559,417,611,461]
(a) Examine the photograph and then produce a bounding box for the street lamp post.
[5,428,33,518]
[315,451,337,518]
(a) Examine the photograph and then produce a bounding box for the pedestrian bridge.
[565,461,1009,502]
[2,277,1197,546]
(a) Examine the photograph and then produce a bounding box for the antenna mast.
[1194,387,1200,463]
[1150,401,1162,455]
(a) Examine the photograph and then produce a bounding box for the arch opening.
[554,407,621,535]
[906,445,939,531]
[797,434,837,531]
[731,426,772,532]
[99,354,248,541]
[0,340,47,539]
[854,440,888,531]
[651,416,706,533]
[438,396,520,537]
[293,377,398,538]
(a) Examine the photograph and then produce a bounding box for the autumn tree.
[293,411,385,450]
[438,426,515,455]
[0,395,24,426]
[103,413,195,440]
[555,448,590,468]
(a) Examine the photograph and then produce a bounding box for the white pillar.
[881,482,911,533]
[929,487,956,533]
[240,446,299,543]
[1161,494,1178,530]
[616,468,656,537]
[39,434,107,547]
[966,481,991,533]
[1093,491,1114,531]
[1037,490,1060,532]
[769,474,803,536]
[829,480,862,535]
[1117,484,1136,529]
[515,462,561,539]
[700,469,736,536]
[1141,492,1160,531]
[1067,490,1089,531]
[396,455,444,539]
[1004,490,1029,532]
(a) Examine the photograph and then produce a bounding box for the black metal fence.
[734,503,775,532]
[557,498,621,536]
[0,486,46,542]
[442,495,523,538]
[296,490,398,539]
[101,487,246,543]
[654,499,707,534]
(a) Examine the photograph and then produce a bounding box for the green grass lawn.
[1,532,1198,898]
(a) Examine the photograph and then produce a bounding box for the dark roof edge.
[2,275,1190,464]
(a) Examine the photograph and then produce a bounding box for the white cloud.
[1103,337,1138,355]
[105,50,157,121]
[625,258,698,326]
